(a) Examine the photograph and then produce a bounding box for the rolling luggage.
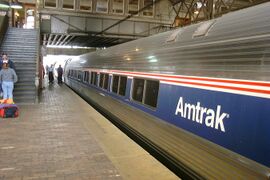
[0,104,19,118]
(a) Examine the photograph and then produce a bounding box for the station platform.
[0,83,179,180]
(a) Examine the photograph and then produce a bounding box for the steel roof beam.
[47,34,53,46]
[55,35,65,46]
[63,36,75,46]
[51,35,59,46]
[59,35,71,46]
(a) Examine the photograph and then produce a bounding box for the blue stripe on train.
[124,81,270,167]
[70,78,270,167]
[156,83,270,167]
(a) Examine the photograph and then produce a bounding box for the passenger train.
[64,2,270,179]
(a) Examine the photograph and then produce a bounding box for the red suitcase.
[0,104,19,118]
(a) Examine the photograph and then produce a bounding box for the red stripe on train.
[162,79,270,95]
[111,70,270,87]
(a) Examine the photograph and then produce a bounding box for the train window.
[119,76,127,96]
[144,80,159,108]
[103,74,109,90]
[99,73,104,87]
[72,70,75,78]
[132,78,159,108]
[70,70,73,77]
[193,20,216,37]
[99,73,109,90]
[91,72,97,85]
[78,71,83,81]
[112,75,119,93]
[132,78,145,102]
[83,71,89,83]
[74,70,78,78]
[112,75,127,96]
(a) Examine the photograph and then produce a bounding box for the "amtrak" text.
[174,97,229,132]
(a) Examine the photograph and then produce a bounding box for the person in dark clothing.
[57,65,63,84]
[48,64,54,83]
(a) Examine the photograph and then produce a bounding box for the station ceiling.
[40,0,268,48]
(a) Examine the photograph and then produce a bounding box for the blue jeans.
[2,81,14,99]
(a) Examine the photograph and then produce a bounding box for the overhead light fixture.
[0,0,9,9]
[194,10,199,14]
[10,1,23,9]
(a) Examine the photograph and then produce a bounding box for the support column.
[207,0,214,19]
[8,0,12,26]
[35,0,42,100]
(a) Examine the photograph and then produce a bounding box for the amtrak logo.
[175,97,229,132]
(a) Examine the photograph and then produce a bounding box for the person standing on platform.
[0,53,16,97]
[45,65,49,75]
[57,65,63,84]
[48,64,55,83]
[0,60,18,101]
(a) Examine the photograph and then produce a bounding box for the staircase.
[0,27,38,103]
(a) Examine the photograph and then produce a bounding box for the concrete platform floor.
[0,83,179,180]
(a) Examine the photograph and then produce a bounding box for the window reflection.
[63,0,74,9]
[143,0,153,16]
[80,0,92,11]
[44,0,57,8]
[96,0,108,13]
[128,0,139,15]
[113,0,124,14]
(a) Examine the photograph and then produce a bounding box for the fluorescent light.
[0,0,9,8]
[10,2,22,9]
[149,59,157,62]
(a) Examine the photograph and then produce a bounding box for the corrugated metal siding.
[69,2,270,81]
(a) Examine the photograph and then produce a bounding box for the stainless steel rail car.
[64,2,270,179]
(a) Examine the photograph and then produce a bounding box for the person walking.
[0,60,18,101]
[57,65,63,84]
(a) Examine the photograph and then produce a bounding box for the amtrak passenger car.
[65,2,270,178]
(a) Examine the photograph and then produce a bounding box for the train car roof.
[67,2,270,78]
